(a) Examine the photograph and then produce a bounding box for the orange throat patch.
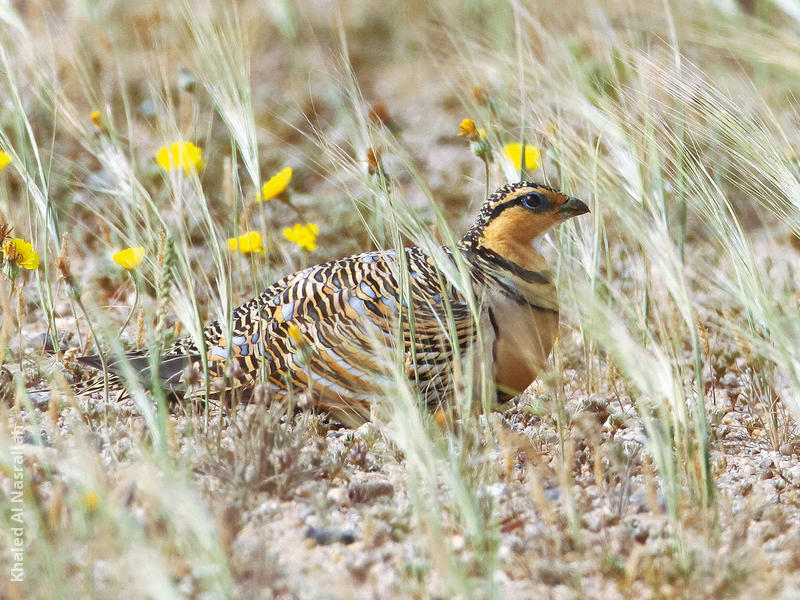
[479,205,557,271]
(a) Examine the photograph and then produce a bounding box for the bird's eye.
[521,192,547,211]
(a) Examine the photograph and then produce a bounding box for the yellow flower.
[228,231,264,254]
[3,238,39,270]
[155,141,205,173]
[503,142,540,171]
[113,246,145,270]
[287,324,303,345]
[460,120,491,161]
[458,118,478,139]
[82,490,100,513]
[0,151,10,172]
[257,167,292,202]
[91,111,102,127]
[283,223,319,252]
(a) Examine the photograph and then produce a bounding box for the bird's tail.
[76,351,198,397]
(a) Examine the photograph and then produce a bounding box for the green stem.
[118,272,140,337]
[483,158,490,200]
[74,294,109,404]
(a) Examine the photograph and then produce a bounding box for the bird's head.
[460,181,589,267]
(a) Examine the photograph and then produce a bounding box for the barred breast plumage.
[77,182,589,423]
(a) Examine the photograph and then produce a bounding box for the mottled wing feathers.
[89,247,477,418]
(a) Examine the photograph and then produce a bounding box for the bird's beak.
[559,196,590,219]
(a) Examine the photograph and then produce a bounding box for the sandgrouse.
[78,182,589,423]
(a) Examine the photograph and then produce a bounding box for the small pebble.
[582,510,603,533]
[304,525,356,545]
[346,556,372,581]
[348,481,394,503]
[485,483,508,501]
[631,523,649,543]
[544,488,561,502]
[780,443,798,456]
[327,487,350,505]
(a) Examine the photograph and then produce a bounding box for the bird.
[77,182,589,424]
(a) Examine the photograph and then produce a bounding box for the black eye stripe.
[483,188,552,220]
